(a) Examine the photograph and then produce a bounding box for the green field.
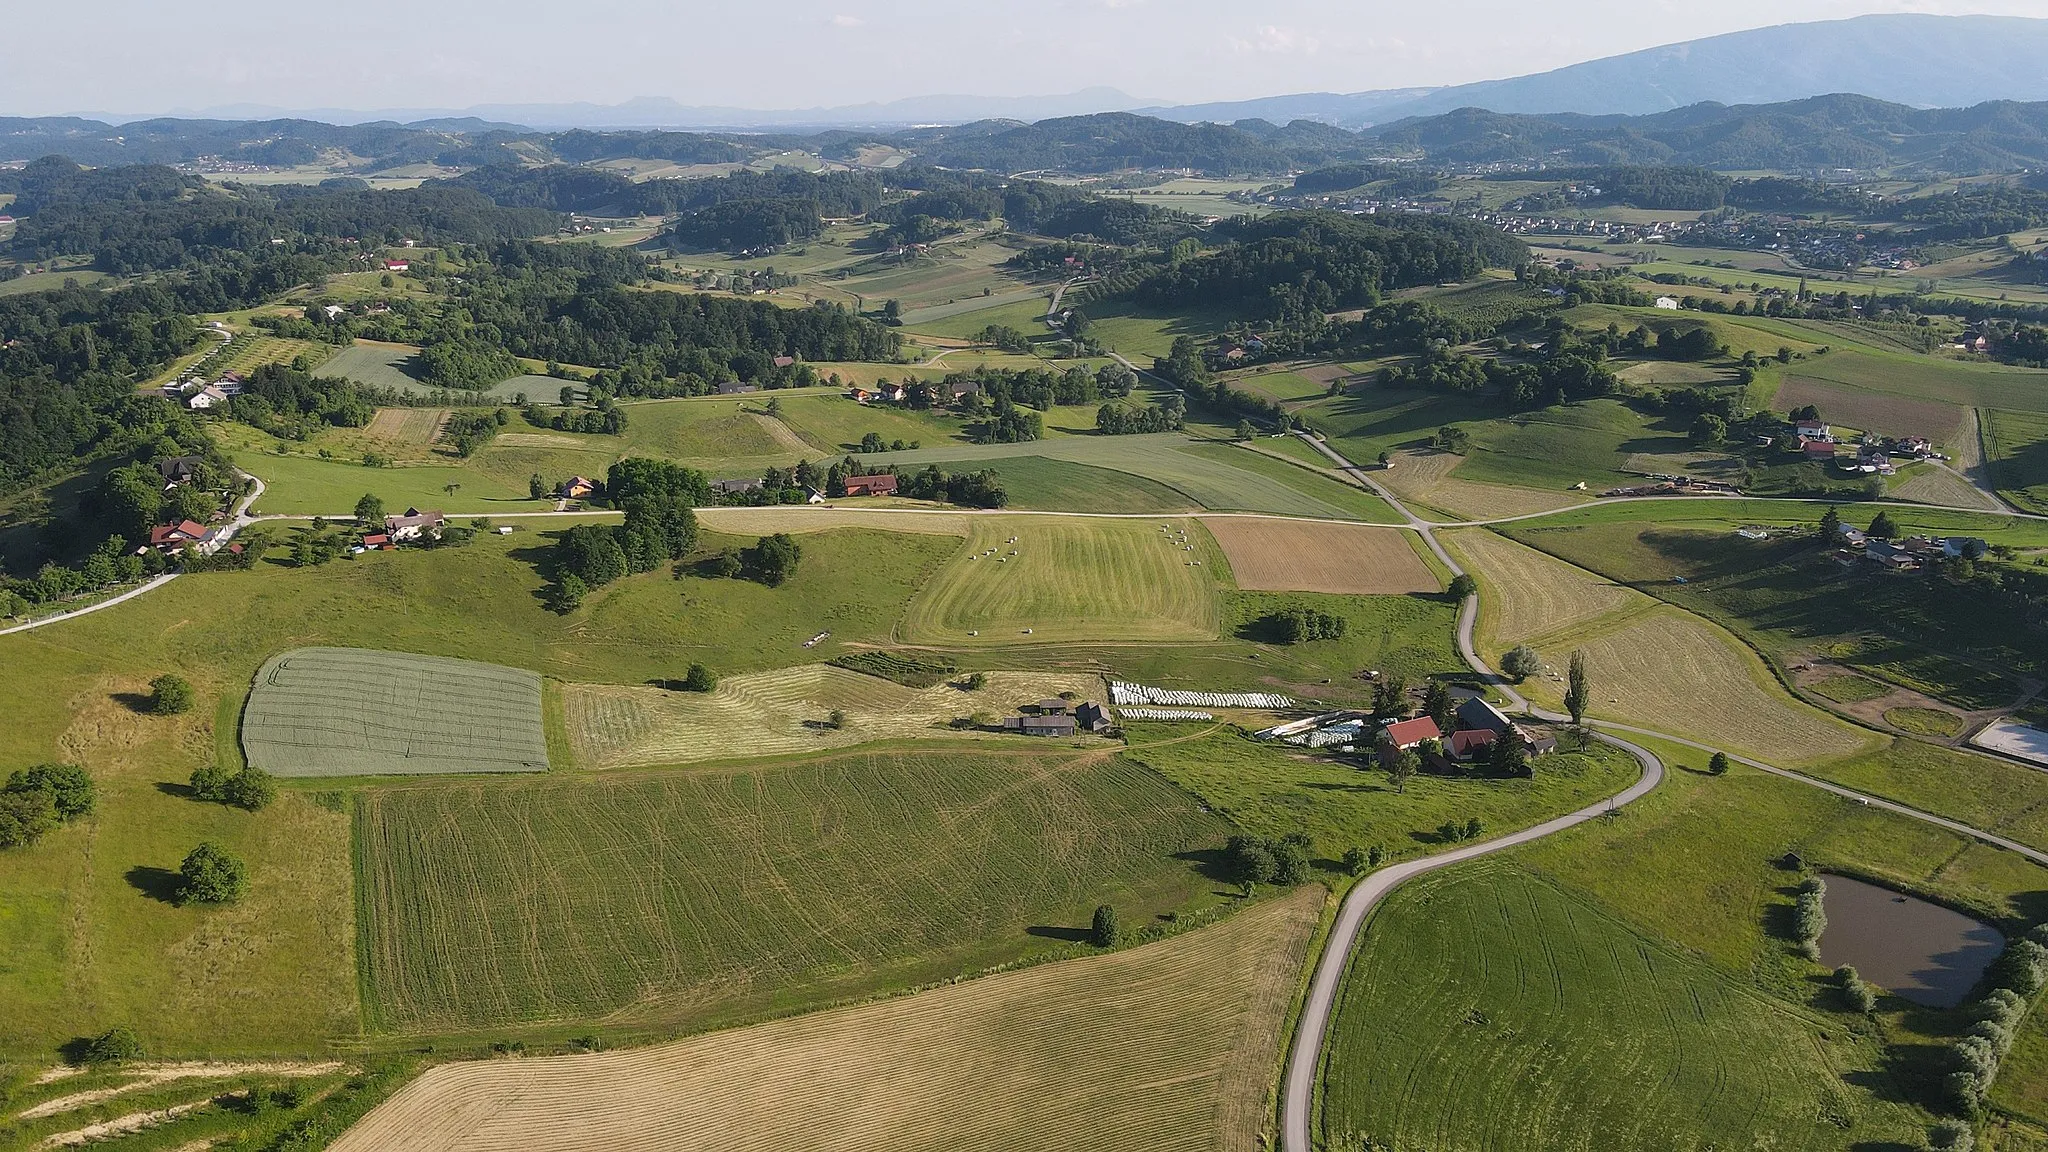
[1127,727,1638,869]
[321,343,540,401]
[900,517,1221,645]
[1985,408,2048,514]
[239,448,542,515]
[1783,348,2048,414]
[1318,863,1921,1151]
[977,456,1196,514]
[353,750,1230,1035]
[243,648,549,777]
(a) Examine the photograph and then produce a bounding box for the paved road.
[1279,733,1664,1152]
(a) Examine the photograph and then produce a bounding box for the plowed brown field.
[1204,517,1437,594]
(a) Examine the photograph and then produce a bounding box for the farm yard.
[561,665,1104,768]
[242,648,550,777]
[333,888,1319,1152]
[351,750,1231,1034]
[901,517,1223,645]
[1202,518,1438,595]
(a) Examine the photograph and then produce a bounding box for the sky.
[12,0,2047,117]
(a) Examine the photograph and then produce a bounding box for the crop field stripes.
[351,750,1229,1034]
[333,887,1320,1152]
[243,648,549,777]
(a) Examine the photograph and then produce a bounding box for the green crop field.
[352,750,1231,1035]
[1317,863,1923,1152]
[321,343,539,401]
[1984,408,2048,514]
[978,455,1195,514]
[901,517,1221,645]
[1783,349,2048,414]
[243,647,549,777]
[237,445,543,515]
[1230,369,1327,403]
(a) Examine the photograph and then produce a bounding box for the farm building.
[559,476,598,500]
[772,355,796,369]
[361,533,393,550]
[1835,523,1868,548]
[712,478,765,496]
[1865,540,1918,570]
[157,456,206,485]
[844,474,900,497]
[1792,419,1831,441]
[1075,702,1111,733]
[1381,716,1441,750]
[1003,714,1078,737]
[1446,728,1499,760]
[715,381,759,395]
[384,258,410,272]
[1654,296,1681,309]
[185,384,230,410]
[385,508,447,542]
[1800,439,1837,461]
[1456,698,1514,736]
[1035,699,1069,716]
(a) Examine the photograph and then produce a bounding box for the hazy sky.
[14,0,2046,116]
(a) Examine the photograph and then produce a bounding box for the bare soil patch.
[1203,518,1437,594]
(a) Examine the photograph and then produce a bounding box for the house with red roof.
[146,520,216,552]
[843,474,899,497]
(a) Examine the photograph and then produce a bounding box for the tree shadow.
[111,692,155,714]
[153,780,197,800]
[126,865,182,905]
[1024,925,1091,943]
[1172,847,1235,884]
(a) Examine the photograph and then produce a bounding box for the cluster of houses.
[1000,698,1112,738]
[1833,523,1987,572]
[1788,419,1939,475]
[358,508,446,552]
[139,456,231,556]
[1204,335,1270,368]
[846,379,981,407]
[1379,697,1558,769]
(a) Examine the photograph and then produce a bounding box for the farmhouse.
[361,533,393,551]
[1834,523,1868,548]
[771,355,796,369]
[385,508,447,542]
[1865,540,1919,570]
[1381,716,1441,749]
[1654,296,1681,310]
[1792,419,1831,440]
[1800,439,1837,462]
[711,478,765,496]
[186,384,230,410]
[384,258,410,272]
[1456,697,1514,736]
[1075,702,1111,733]
[559,476,597,500]
[157,456,206,485]
[146,519,216,552]
[714,381,758,395]
[1446,728,1499,760]
[843,474,899,497]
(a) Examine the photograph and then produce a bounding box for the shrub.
[149,674,195,715]
[1928,1118,1975,1151]
[177,842,249,905]
[0,764,95,849]
[1342,846,1369,876]
[222,767,276,811]
[1835,965,1877,1013]
[826,709,847,730]
[827,651,957,688]
[1225,832,1311,886]
[1090,904,1120,948]
[76,1025,145,1066]
[1707,752,1730,775]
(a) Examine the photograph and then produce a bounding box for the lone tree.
[353,493,385,526]
[1389,745,1419,794]
[1448,573,1477,599]
[1818,505,1841,541]
[176,842,248,905]
[1090,904,1120,948]
[1423,680,1455,732]
[1564,651,1591,727]
[1500,645,1540,682]
[149,674,194,716]
[1707,751,1730,775]
[1342,846,1369,876]
[681,663,717,692]
[1868,510,1899,539]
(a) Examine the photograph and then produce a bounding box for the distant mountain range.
[66,14,2048,132]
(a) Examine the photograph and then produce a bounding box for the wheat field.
[333,887,1320,1152]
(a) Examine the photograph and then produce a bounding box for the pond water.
[1817,874,2005,1008]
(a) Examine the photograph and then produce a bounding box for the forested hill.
[1364,95,2048,171]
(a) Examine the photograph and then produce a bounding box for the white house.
[186,384,230,410]
[1654,296,1681,310]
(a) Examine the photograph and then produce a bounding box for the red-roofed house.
[147,520,215,552]
[384,258,410,272]
[1381,716,1441,749]
[843,474,899,497]
[1801,439,1837,461]
[1446,728,1499,760]
[361,533,392,550]
[772,355,796,369]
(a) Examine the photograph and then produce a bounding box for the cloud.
[1228,24,1323,56]
[830,13,863,27]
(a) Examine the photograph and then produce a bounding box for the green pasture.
[1984,408,2048,514]
[980,456,1196,514]
[320,343,541,401]
[240,449,539,516]
[1126,727,1637,871]
[1785,349,2048,414]
[353,750,1230,1035]
[900,297,1051,342]
[1228,369,1327,403]
[0,268,109,297]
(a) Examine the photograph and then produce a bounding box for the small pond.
[1817,874,2005,1008]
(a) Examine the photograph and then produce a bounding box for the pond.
[1817,874,2005,1009]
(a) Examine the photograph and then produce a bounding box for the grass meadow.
[352,750,1232,1036]
[1984,408,2048,514]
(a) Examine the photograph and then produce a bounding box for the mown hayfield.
[243,648,549,777]
[1318,863,1922,1152]
[1772,375,1965,443]
[1891,463,2000,510]
[1784,349,2048,414]
[320,342,425,392]
[1230,369,1327,403]
[1378,449,1586,521]
[333,888,1319,1152]
[237,444,538,515]
[562,665,1102,768]
[1443,529,1635,653]
[351,750,1232,1034]
[621,397,787,460]
[1520,605,1875,765]
[695,506,971,536]
[981,455,1196,514]
[364,407,447,446]
[1203,518,1437,594]
[900,518,1220,645]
